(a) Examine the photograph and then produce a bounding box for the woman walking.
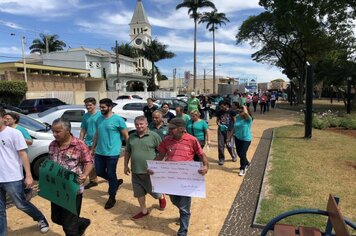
[186,110,210,160]
[230,105,253,176]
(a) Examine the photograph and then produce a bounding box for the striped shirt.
[158,133,204,162]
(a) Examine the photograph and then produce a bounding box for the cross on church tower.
[129,0,152,73]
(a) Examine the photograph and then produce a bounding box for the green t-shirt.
[126,130,161,174]
[148,123,169,140]
[186,119,208,141]
[95,114,127,156]
[81,111,101,147]
[187,97,200,113]
[176,113,191,124]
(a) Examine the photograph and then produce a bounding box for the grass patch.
[256,124,356,234]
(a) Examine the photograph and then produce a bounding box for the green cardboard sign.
[38,159,79,215]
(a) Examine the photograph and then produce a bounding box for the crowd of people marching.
[0,89,276,235]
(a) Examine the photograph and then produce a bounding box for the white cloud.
[0,20,24,30]
[0,46,21,54]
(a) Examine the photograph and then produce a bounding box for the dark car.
[18,98,67,114]
[116,95,143,100]
[0,103,26,114]
[154,98,188,113]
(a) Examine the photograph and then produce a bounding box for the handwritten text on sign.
[147,161,206,198]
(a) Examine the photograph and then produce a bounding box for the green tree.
[112,43,139,58]
[176,0,216,91]
[199,10,229,93]
[236,0,355,104]
[29,33,66,54]
[139,39,175,91]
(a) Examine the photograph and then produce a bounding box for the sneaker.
[38,219,49,233]
[78,218,91,236]
[218,160,224,166]
[104,196,116,209]
[132,211,149,220]
[84,181,98,190]
[245,163,250,170]
[238,169,245,176]
[159,194,166,209]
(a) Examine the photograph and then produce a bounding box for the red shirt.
[158,133,204,161]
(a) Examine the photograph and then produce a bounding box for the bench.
[260,194,356,236]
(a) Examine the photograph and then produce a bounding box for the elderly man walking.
[124,116,166,220]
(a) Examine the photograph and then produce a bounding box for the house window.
[133,28,136,34]
[142,59,144,67]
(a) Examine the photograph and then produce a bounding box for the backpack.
[252,95,259,102]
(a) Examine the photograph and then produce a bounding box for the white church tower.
[130,0,152,73]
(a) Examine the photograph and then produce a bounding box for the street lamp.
[11,33,27,83]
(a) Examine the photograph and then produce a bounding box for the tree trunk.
[193,18,197,92]
[212,28,216,94]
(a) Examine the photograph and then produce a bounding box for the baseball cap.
[168,118,186,129]
[191,92,196,96]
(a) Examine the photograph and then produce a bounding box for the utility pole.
[45,35,49,54]
[173,68,177,92]
[204,68,206,93]
[115,40,120,91]
[21,36,28,83]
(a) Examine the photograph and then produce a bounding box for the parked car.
[154,98,188,113]
[0,103,26,114]
[116,95,143,100]
[18,98,67,114]
[112,99,176,119]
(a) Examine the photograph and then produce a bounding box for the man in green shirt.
[124,116,166,220]
[149,110,169,140]
[175,106,190,124]
[187,92,200,114]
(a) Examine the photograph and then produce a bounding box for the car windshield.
[19,100,35,106]
[37,106,60,117]
[18,113,50,132]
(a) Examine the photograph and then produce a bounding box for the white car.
[112,99,176,118]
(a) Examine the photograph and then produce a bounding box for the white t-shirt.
[0,126,28,182]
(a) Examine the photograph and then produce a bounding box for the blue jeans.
[94,154,119,197]
[235,137,251,170]
[169,195,191,236]
[0,180,46,236]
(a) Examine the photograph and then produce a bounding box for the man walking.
[149,110,169,140]
[124,116,166,220]
[216,101,237,165]
[0,109,49,235]
[80,97,101,190]
[143,98,158,124]
[49,118,93,236]
[151,118,208,236]
[92,98,129,209]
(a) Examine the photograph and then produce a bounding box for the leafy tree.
[139,39,175,91]
[176,0,216,91]
[236,0,355,104]
[29,34,66,54]
[199,10,229,93]
[112,43,139,58]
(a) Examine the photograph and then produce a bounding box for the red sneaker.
[159,194,166,209]
[132,211,149,220]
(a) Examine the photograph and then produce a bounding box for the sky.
[0,0,289,83]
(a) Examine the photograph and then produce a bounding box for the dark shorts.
[132,173,162,199]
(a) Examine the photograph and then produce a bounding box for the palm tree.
[199,10,229,94]
[29,33,66,54]
[139,39,175,91]
[112,43,139,58]
[176,0,216,92]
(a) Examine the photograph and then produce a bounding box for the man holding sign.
[149,118,208,236]
[49,118,93,236]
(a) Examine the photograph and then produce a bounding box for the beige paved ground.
[6,105,299,236]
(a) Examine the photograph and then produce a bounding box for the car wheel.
[31,154,48,180]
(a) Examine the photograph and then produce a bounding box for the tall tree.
[176,0,216,91]
[236,0,355,104]
[199,10,229,94]
[139,39,175,91]
[29,34,66,54]
[111,43,139,58]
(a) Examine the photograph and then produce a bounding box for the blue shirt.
[81,111,101,147]
[16,125,32,141]
[233,116,252,141]
[95,114,127,156]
